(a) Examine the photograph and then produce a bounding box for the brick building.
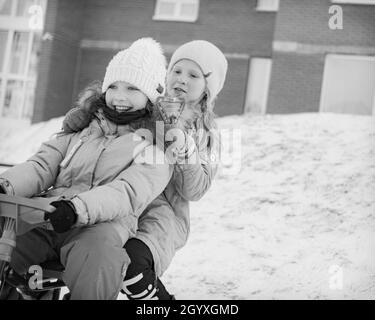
[0,0,374,123]
[268,0,375,115]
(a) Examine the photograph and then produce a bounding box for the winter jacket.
[60,102,220,276]
[0,110,172,245]
[136,120,220,276]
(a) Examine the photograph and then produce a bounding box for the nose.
[176,74,187,85]
[113,91,129,104]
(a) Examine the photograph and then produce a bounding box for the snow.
[0,117,63,166]
[0,112,374,299]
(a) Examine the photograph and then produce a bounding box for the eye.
[108,84,117,89]
[190,72,199,79]
[174,69,181,75]
[128,86,139,91]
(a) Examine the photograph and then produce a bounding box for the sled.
[0,194,67,300]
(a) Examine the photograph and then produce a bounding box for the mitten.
[46,200,78,233]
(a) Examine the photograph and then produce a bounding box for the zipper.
[60,136,88,169]
[89,145,106,188]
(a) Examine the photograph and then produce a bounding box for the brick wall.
[274,0,375,46]
[267,52,325,114]
[32,0,85,122]
[75,0,275,118]
[33,0,276,121]
[82,0,275,54]
[215,57,249,116]
[31,0,375,120]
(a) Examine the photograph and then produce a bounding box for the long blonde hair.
[195,92,219,153]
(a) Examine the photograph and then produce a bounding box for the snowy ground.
[0,112,374,299]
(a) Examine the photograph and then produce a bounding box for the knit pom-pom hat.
[102,37,167,103]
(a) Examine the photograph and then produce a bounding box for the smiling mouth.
[114,106,133,112]
[173,87,186,96]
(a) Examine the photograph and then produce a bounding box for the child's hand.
[165,130,196,162]
[176,132,196,161]
[46,200,78,233]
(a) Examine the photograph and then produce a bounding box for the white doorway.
[244,57,272,115]
[320,54,375,115]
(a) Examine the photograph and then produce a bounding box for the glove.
[45,200,78,233]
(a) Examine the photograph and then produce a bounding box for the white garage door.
[320,54,375,115]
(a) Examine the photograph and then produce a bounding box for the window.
[331,0,375,4]
[153,0,199,22]
[256,0,279,12]
[0,0,46,120]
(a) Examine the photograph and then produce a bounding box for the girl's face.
[105,81,148,112]
[167,59,206,105]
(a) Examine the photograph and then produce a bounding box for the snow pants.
[10,223,130,300]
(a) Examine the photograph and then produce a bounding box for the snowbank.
[0,117,63,165]
[0,112,374,299]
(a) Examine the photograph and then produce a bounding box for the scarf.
[101,104,149,125]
